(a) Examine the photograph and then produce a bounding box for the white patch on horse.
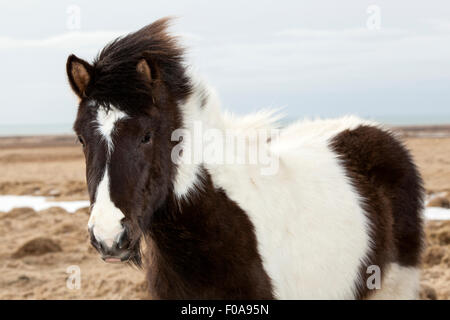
[88,169,125,248]
[88,104,128,248]
[96,105,127,154]
[172,75,223,198]
[205,125,372,299]
[175,77,375,298]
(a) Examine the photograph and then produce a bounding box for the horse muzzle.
[89,227,132,263]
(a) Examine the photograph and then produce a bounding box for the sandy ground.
[0,128,449,299]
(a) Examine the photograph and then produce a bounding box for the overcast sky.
[0,0,449,128]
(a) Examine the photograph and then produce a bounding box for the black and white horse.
[66,18,424,299]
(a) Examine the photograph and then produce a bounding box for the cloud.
[422,18,450,32]
[188,23,450,96]
[273,27,409,39]
[1,5,450,127]
[0,31,126,50]
[0,30,203,50]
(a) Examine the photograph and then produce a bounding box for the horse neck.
[178,80,225,133]
[169,79,224,198]
[149,167,222,242]
[144,170,272,299]
[142,80,274,298]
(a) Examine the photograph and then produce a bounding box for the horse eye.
[141,133,152,144]
[77,135,85,146]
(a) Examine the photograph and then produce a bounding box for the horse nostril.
[99,240,109,254]
[88,226,132,262]
[89,228,101,251]
[90,238,99,251]
[118,229,130,249]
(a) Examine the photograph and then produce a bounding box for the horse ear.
[66,54,92,98]
[136,59,152,83]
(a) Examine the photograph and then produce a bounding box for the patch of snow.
[425,207,450,220]
[1,195,449,220]
[0,195,89,213]
[425,191,448,206]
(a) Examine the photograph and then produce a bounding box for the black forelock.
[85,17,192,114]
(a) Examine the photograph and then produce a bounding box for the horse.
[66,18,424,299]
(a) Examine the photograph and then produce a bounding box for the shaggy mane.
[88,17,192,113]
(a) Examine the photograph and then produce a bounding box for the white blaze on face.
[87,105,128,248]
[96,106,127,154]
[88,169,125,247]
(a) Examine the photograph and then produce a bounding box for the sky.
[0,0,449,130]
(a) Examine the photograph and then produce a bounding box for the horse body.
[66,18,424,299]
[148,85,423,299]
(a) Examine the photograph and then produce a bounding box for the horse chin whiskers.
[125,244,143,269]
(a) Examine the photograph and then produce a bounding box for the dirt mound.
[0,181,88,200]
[426,221,450,245]
[423,245,447,267]
[1,207,36,220]
[438,231,450,246]
[12,238,62,258]
[428,196,450,208]
[421,220,450,299]
[420,284,437,300]
[74,207,89,215]
[0,206,146,299]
